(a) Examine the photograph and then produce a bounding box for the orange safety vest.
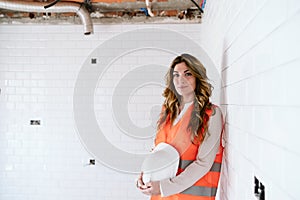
[151,104,224,200]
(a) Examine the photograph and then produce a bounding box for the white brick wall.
[0,23,218,200]
[201,0,300,199]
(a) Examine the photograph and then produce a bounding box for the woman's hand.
[141,181,161,196]
[136,172,161,196]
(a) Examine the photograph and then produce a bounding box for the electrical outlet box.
[91,58,97,64]
[89,159,96,165]
[30,119,41,125]
[254,176,265,200]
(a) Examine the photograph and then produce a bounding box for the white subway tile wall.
[206,0,300,199]
[0,0,299,199]
[0,23,212,200]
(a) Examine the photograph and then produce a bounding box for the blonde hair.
[158,54,213,143]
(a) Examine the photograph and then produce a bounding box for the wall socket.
[89,159,96,165]
[91,58,97,64]
[30,119,41,125]
[254,176,265,200]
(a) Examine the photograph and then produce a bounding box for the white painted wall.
[0,0,299,199]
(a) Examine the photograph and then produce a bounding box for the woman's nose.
[179,75,186,83]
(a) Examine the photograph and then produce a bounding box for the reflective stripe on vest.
[181,185,217,197]
[179,160,222,172]
[178,160,221,197]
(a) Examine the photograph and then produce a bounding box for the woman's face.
[173,62,196,102]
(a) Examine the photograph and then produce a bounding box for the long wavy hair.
[157,54,213,143]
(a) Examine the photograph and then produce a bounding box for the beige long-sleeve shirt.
[159,105,224,197]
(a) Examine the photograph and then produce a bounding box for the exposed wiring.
[189,0,204,13]
[84,0,93,12]
[44,0,61,9]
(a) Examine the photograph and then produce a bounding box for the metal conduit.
[0,0,93,35]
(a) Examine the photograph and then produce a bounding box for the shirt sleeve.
[159,106,224,197]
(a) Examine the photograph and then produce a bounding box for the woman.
[137,54,224,200]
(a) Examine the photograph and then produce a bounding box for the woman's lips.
[177,86,188,89]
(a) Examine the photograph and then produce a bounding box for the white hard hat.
[141,142,179,183]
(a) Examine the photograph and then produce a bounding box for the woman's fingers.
[137,172,145,188]
[141,186,152,195]
[136,172,159,196]
[143,181,161,195]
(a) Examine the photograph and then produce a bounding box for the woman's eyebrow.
[173,69,189,73]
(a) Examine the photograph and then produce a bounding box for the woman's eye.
[173,74,179,77]
[185,72,193,77]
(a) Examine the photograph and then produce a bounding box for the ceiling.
[0,0,204,24]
